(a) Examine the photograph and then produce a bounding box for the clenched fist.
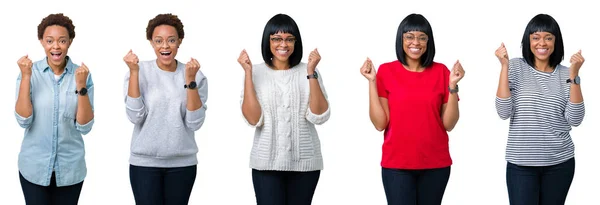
[17,55,33,76]
[124,49,140,72]
[449,60,465,86]
[238,49,252,72]
[360,58,376,82]
[75,63,89,87]
[307,48,321,73]
[495,43,509,66]
[185,58,200,81]
[569,50,584,75]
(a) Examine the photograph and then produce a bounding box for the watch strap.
[307,71,318,79]
[448,85,459,93]
[184,81,197,89]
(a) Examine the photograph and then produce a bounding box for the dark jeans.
[252,169,321,205]
[382,167,451,205]
[130,164,197,205]
[506,158,575,205]
[20,172,84,205]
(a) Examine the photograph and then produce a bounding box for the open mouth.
[50,51,62,60]
[276,49,289,55]
[160,51,172,56]
[408,48,422,54]
[536,48,549,55]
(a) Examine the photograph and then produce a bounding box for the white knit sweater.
[241,62,330,171]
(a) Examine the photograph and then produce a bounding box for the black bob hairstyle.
[261,14,303,68]
[396,13,436,68]
[521,14,564,69]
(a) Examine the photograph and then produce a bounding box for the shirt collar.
[39,56,75,74]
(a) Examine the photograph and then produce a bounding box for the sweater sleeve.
[306,68,330,125]
[184,71,208,131]
[495,59,517,120]
[124,70,148,125]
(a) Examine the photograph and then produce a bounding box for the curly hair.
[146,13,184,40]
[37,13,75,40]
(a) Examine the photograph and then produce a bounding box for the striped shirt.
[495,58,585,166]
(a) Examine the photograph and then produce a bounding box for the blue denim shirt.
[14,57,94,187]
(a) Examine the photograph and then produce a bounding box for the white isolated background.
[0,0,598,204]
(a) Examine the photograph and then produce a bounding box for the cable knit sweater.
[241,62,330,171]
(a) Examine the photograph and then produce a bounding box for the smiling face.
[269,32,296,66]
[40,25,71,70]
[402,31,428,63]
[150,25,182,70]
[529,31,555,64]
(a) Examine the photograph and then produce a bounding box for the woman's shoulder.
[429,61,448,70]
[555,63,570,75]
[251,62,269,72]
[378,60,401,73]
[139,60,156,68]
[293,62,307,68]
[508,58,527,67]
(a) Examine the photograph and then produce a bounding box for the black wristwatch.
[566,76,581,85]
[75,87,88,96]
[307,71,318,79]
[184,81,197,89]
[448,85,459,94]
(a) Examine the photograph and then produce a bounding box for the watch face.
[313,72,318,78]
[79,87,87,96]
[188,81,197,89]
[574,76,580,84]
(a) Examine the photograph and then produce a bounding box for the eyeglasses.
[530,35,554,42]
[152,37,179,47]
[270,37,296,44]
[403,34,428,43]
[44,38,70,46]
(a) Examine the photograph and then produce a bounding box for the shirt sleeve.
[306,68,331,125]
[184,71,208,131]
[75,73,95,135]
[565,100,585,127]
[441,63,461,104]
[376,64,389,99]
[495,59,517,120]
[14,73,33,128]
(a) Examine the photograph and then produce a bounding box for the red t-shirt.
[376,60,454,169]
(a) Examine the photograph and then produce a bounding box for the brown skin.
[16,24,93,125]
[125,23,202,112]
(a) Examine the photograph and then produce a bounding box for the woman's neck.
[157,60,177,72]
[534,60,553,72]
[48,60,66,75]
[404,58,424,72]
[271,59,290,70]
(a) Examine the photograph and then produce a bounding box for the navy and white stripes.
[495,58,585,166]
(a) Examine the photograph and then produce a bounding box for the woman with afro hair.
[123,13,208,205]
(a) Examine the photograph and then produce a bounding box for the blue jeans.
[252,169,321,205]
[382,167,451,205]
[506,158,575,205]
[129,165,197,205]
[20,172,83,205]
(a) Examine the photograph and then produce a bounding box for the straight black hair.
[521,14,564,68]
[396,14,435,68]
[261,14,303,68]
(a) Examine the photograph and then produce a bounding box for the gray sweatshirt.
[124,60,208,167]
